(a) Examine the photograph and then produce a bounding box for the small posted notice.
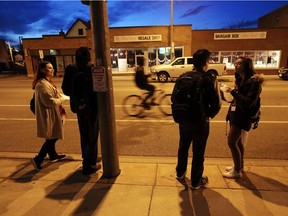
[92,66,108,92]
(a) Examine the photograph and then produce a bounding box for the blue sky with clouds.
[0,1,287,47]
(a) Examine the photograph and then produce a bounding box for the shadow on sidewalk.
[12,160,118,215]
[177,178,242,216]
[43,170,117,215]
[237,171,288,206]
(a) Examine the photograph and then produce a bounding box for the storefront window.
[221,50,280,69]
[210,52,219,63]
[231,52,244,65]
[56,56,64,72]
[267,51,280,68]
[244,51,255,59]
[127,49,135,68]
[174,47,183,58]
[148,48,156,67]
[118,49,127,59]
[165,47,171,63]
[220,52,232,67]
[109,46,184,71]
[158,47,166,64]
[255,51,267,68]
[110,49,118,68]
[64,56,73,68]
[135,49,144,55]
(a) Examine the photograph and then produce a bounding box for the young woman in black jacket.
[223,57,264,179]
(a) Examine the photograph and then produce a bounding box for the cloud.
[224,19,258,29]
[108,1,164,26]
[179,5,211,18]
[0,1,48,34]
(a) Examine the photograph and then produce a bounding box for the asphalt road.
[0,74,287,160]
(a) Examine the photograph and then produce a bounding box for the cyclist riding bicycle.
[135,56,156,108]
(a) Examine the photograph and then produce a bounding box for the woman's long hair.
[235,57,256,85]
[238,57,256,77]
[32,61,50,90]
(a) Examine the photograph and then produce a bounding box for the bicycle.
[122,89,172,117]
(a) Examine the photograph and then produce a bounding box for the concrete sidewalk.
[0,152,287,216]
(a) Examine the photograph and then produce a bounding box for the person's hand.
[226,86,234,93]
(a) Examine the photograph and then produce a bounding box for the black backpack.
[171,71,205,124]
[70,66,93,113]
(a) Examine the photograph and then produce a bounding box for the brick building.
[22,18,288,77]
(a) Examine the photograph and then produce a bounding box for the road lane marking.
[0,118,288,124]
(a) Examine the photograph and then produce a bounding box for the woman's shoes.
[31,156,42,171]
[223,169,242,179]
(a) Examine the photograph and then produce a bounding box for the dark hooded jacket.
[226,74,264,131]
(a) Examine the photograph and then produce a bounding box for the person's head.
[137,56,145,67]
[75,47,91,66]
[234,56,255,79]
[192,49,211,71]
[32,61,53,89]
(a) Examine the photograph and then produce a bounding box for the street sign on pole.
[92,66,108,92]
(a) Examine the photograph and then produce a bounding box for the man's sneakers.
[223,169,242,179]
[31,156,42,171]
[50,154,67,163]
[190,176,209,190]
[176,171,187,180]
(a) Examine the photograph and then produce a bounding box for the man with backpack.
[171,49,221,189]
[62,47,101,175]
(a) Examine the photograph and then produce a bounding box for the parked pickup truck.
[150,56,226,82]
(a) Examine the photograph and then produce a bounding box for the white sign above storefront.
[214,32,267,40]
[114,34,162,43]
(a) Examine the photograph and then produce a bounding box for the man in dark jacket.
[62,47,101,175]
[135,56,155,108]
[175,49,221,189]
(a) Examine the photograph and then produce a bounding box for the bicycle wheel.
[122,95,145,116]
[158,94,172,116]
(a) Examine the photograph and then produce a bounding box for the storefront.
[192,28,288,75]
[22,19,288,77]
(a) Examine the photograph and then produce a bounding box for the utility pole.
[170,0,174,61]
[82,0,120,178]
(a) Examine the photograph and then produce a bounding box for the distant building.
[258,4,288,28]
[0,39,9,71]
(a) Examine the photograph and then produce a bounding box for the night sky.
[0,0,287,47]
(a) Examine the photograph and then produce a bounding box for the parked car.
[150,57,226,82]
[278,66,288,80]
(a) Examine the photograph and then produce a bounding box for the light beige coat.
[35,79,64,139]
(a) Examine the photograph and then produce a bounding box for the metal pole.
[89,0,120,178]
[170,0,174,61]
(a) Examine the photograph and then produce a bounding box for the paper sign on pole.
[92,66,108,92]
[39,50,44,59]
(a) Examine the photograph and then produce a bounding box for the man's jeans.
[176,121,209,186]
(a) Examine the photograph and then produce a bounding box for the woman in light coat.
[31,61,67,171]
